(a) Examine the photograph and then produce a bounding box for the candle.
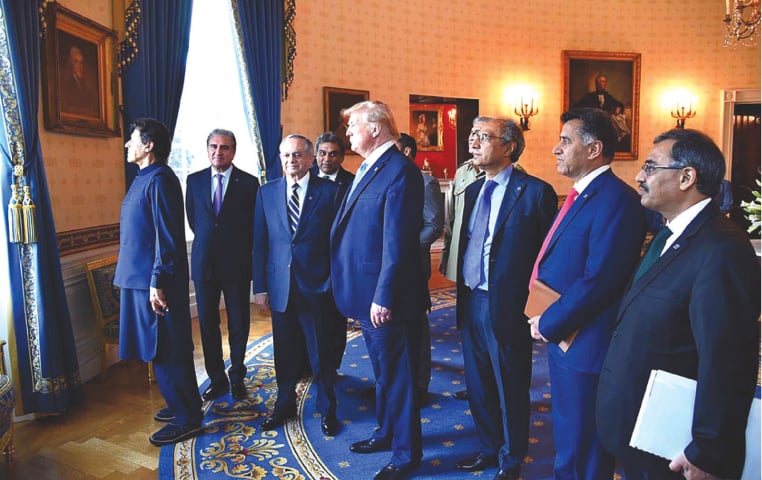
[726,0,731,16]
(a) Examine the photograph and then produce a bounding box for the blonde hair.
[344,100,399,139]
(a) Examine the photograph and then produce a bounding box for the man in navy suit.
[331,101,426,480]
[596,129,760,480]
[528,108,647,480]
[396,132,444,407]
[114,118,203,446]
[455,117,557,480]
[186,129,259,401]
[310,131,355,370]
[253,134,341,436]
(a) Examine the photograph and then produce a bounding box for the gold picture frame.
[41,3,120,137]
[323,86,370,154]
[563,50,641,161]
[410,105,444,152]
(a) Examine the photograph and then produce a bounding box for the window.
[169,0,261,237]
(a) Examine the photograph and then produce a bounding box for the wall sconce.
[514,96,538,131]
[724,0,760,47]
[671,98,697,129]
[447,107,457,128]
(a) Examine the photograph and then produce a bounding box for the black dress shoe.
[456,452,498,471]
[153,407,175,423]
[201,383,229,402]
[230,382,247,400]
[453,389,469,401]
[373,462,418,480]
[149,422,204,446]
[321,414,339,436]
[260,407,297,431]
[349,437,392,454]
[494,466,521,480]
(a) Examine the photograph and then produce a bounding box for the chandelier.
[724,0,761,47]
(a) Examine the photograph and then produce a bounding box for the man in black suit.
[186,129,259,401]
[310,132,354,370]
[455,117,557,480]
[253,134,341,436]
[396,132,444,407]
[311,131,355,202]
[596,129,760,480]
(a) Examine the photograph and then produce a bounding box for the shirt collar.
[286,171,310,191]
[361,140,395,169]
[665,198,712,240]
[573,165,611,194]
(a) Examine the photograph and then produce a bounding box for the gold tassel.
[22,186,37,244]
[7,184,23,243]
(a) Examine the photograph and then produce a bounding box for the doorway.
[722,89,761,239]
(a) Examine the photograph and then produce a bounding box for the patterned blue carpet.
[160,288,561,479]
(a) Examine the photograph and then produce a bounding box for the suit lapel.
[336,152,390,226]
[295,177,321,236]
[269,178,290,233]
[461,177,484,245]
[492,170,526,236]
[616,204,717,322]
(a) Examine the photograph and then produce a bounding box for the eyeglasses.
[469,131,501,143]
[640,163,683,177]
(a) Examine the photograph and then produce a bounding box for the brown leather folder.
[525,279,579,352]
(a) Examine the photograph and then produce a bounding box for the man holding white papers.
[596,129,761,480]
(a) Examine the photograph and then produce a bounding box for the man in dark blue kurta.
[114,118,203,446]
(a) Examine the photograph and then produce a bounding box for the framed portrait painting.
[563,50,641,161]
[409,105,444,152]
[41,3,120,137]
[323,86,370,154]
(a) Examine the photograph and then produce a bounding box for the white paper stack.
[630,369,760,480]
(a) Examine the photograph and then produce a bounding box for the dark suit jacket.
[420,172,444,281]
[310,165,355,204]
[185,166,258,283]
[597,203,760,478]
[456,168,558,345]
[536,169,647,373]
[253,175,339,313]
[331,146,426,321]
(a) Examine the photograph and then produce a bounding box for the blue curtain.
[0,0,83,413]
[121,0,193,188]
[234,0,284,182]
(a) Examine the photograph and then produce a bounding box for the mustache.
[639,182,649,193]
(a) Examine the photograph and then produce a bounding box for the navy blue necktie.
[633,226,672,282]
[463,180,497,289]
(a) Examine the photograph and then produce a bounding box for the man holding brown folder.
[454,117,556,480]
[527,108,646,480]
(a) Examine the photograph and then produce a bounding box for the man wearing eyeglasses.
[455,117,557,480]
[528,107,647,480]
[596,129,760,480]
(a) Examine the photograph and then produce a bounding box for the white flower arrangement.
[740,179,761,234]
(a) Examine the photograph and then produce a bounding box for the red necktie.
[529,188,579,289]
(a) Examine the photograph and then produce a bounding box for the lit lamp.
[671,98,696,129]
[514,95,538,131]
[447,107,457,128]
[724,0,760,47]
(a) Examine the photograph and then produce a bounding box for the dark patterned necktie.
[633,226,672,282]
[462,180,498,289]
[288,183,300,235]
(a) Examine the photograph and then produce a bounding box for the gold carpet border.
[172,288,457,479]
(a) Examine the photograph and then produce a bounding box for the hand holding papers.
[630,369,760,480]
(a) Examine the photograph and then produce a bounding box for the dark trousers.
[271,290,336,416]
[461,288,530,471]
[622,448,684,480]
[195,279,251,386]
[548,355,614,480]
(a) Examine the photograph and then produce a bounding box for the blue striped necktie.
[288,183,300,235]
